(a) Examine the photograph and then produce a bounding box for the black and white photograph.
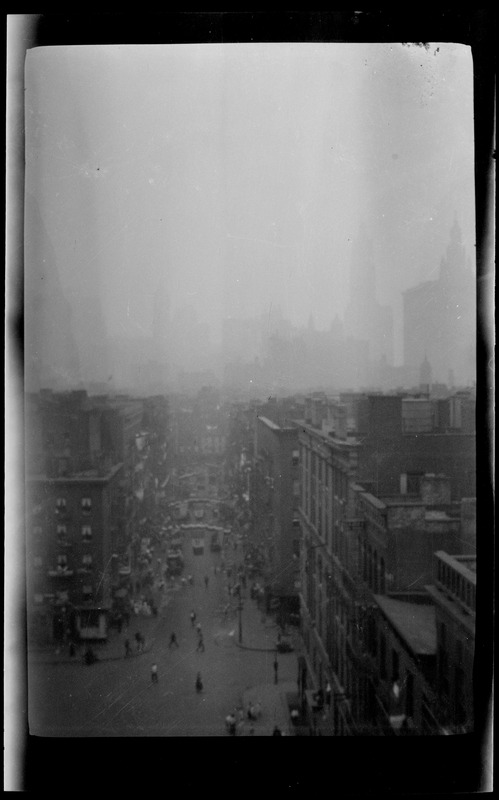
[5,10,494,793]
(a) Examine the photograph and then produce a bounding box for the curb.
[234,641,278,653]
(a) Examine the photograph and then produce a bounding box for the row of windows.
[360,539,386,594]
[33,586,94,604]
[34,553,93,569]
[55,497,92,512]
[34,525,93,542]
[436,560,476,612]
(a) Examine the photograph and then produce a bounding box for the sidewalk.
[234,593,281,652]
[232,592,303,736]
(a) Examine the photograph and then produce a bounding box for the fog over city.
[24,41,476,396]
[9,22,492,789]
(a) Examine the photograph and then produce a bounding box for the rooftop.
[257,415,296,433]
[28,462,124,484]
[374,595,437,655]
[435,551,477,577]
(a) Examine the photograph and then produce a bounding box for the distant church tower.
[343,223,394,365]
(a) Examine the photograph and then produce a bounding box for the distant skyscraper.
[24,194,81,390]
[419,353,433,391]
[152,270,171,362]
[343,224,394,365]
[403,218,476,386]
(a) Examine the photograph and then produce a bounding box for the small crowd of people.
[225,700,262,735]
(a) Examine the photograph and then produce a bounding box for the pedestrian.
[226,712,236,736]
[68,640,76,658]
[204,575,209,589]
[325,681,332,709]
[124,639,132,658]
[151,663,158,683]
[196,634,205,653]
[273,655,279,685]
[195,622,202,635]
[190,610,196,627]
[169,632,179,648]
[195,672,203,693]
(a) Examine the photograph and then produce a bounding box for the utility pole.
[237,587,243,644]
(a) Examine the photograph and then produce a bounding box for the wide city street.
[28,521,298,737]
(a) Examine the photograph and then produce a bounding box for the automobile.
[166,551,184,575]
[277,635,294,653]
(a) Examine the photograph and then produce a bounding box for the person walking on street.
[195,672,203,693]
[124,639,132,658]
[169,632,179,648]
[225,712,236,736]
[190,610,196,627]
[151,663,159,683]
[195,622,202,636]
[325,681,332,710]
[204,575,209,589]
[196,633,205,652]
[273,654,279,685]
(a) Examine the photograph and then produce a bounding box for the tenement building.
[297,391,476,735]
[251,415,300,623]
[25,390,152,645]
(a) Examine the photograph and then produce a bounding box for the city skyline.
[22,41,476,390]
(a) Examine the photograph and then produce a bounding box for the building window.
[34,593,44,604]
[292,449,299,466]
[55,498,67,514]
[82,526,92,543]
[406,671,414,718]
[379,633,387,679]
[392,649,399,681]
[33,556,43,570]
[82,585,93,602]
[406,473,422,495]
[56,525,68,544]
[293,480,300,497]
[82,554,93,570]
[81,497,92,513]
[57,554,68,570]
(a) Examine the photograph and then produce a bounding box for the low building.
[425,551,476,733]
[370,594,439,735]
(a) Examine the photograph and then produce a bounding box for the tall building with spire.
[24,194,82,391]
[343,224,394,367]
[403,218,476,386]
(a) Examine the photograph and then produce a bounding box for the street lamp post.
[238,593,243,644]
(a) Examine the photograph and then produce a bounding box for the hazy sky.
[24,42,475,360]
